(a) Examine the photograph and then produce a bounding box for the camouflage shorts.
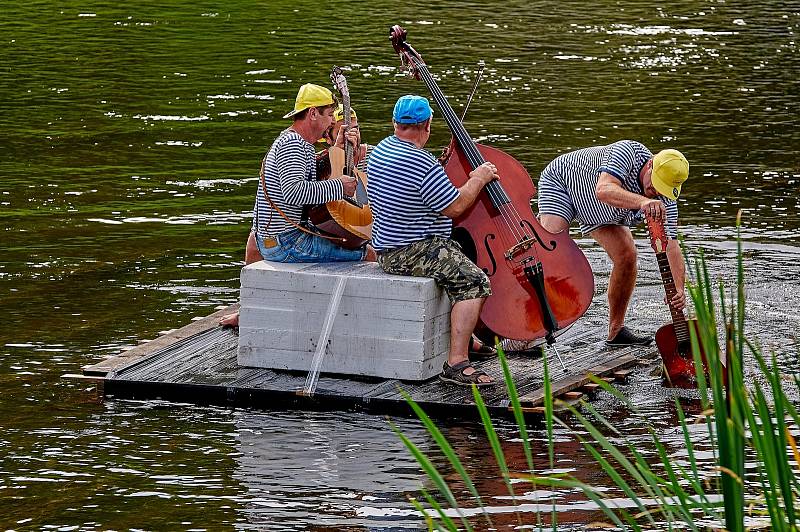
[378,236,492,303]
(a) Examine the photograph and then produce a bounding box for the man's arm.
[276,140,346,204]
[666,238,687,311]
[441,162,497,219]
[596,172,665,222]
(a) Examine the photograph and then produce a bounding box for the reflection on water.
[1,0,798,528]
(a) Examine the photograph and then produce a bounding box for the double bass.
[389,26,594,342]
[308,66,372,249]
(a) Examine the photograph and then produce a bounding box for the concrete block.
[237,261,451,381]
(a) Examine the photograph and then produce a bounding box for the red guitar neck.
[654,250,690,342]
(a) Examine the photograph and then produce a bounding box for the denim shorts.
[255,228,365,263]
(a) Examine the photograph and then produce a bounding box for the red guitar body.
[655,318,702,385]
[646,218,726,388]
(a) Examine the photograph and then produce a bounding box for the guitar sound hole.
[677,340,692,358]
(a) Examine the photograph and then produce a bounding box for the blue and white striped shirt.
[540,140,679,238]
[251,129,344,237]
[366,135,459,250]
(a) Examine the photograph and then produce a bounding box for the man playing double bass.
[367,95,499,387]
[537,141,690,346]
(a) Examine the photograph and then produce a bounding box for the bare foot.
[219,312,239,328]
[364,244,377,262]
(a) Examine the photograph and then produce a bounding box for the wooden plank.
[81,304,238,377]
[81,298,660,420]
[613,368,635,381]
[517,353,638,407]
[561,391,584,400]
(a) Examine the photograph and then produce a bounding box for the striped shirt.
[251,129,344,237]
[538,140,679,238]
[366,135,459,250]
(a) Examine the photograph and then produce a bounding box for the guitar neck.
[341,92,354,174]
[655,250,690,341]
[413,60,510,208]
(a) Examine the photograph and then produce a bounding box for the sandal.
[439,360,495,387]
[468,339,497,361]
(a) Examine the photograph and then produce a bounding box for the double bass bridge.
[504,235,535,260]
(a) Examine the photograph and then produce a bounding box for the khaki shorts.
[378,236,491,303]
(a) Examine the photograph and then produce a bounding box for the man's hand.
[334,125,361,151]
[666,290,686,311]
[338,175,357,196]
[469,161,498,187]
[441,161,498,219]
[641,198,666,222]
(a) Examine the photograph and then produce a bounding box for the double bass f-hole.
[482,233,497,276]
[503,220,557,260]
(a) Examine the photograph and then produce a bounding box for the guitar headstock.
[646,217,668,253]
[389,25,423,79]
[330,65,349,100]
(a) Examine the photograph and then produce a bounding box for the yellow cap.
[333,104,357,122]
[283,83,335,119]
[651,149,689,200]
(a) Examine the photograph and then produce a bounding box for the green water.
[1,1,798,529]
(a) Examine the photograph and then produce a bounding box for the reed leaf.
[413,491,458,532]
[471,382,522,528]
[527,475,643,531]
[496,345,543,529]
[542,352,558,531]
[397,389,492,528]
[497,344,536,474]
[391,423,473,531]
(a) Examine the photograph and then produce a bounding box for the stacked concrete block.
[237,261,450,381]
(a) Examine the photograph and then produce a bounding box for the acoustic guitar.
[308,66,372,249]
[646,217,719,385]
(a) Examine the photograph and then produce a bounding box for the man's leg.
[590,225,637,340]
[449,297,492,384]
[539,213,571,234]
[364,244,377,262]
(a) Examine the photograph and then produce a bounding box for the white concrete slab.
[237,261,451,381]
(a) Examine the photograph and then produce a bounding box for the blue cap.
[393,95,433,124]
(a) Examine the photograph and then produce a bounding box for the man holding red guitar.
[537,141,690,346]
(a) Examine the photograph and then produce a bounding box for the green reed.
[397,217,800,531]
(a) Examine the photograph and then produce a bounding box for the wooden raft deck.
[80,304,658,419]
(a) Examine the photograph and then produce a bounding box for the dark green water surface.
[1,1,798,529]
